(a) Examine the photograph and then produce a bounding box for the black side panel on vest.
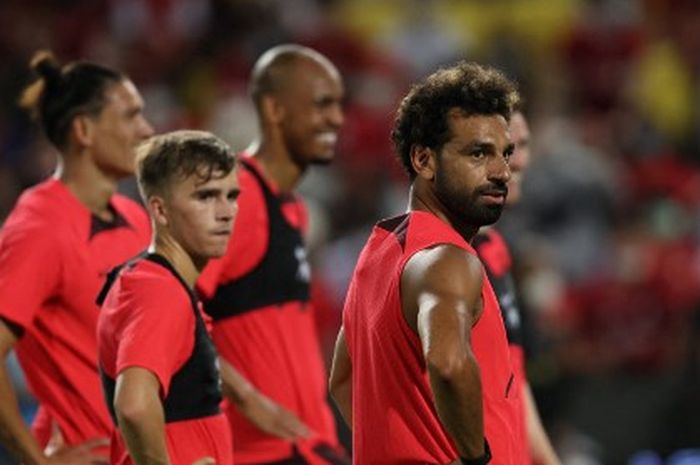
[204,159,310,321]
[472,234,524,346]
[100,253,222,424]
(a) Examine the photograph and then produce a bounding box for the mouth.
[316,132,338,146]
[211,230,232,237]
[479,189,508,204]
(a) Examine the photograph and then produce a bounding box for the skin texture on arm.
[0,320,48,465]
[328,327,352,428]
[401,244,486,460]
[114,367,171,465]
[524,383,561,465]
[218,358,310,440]
[0,321,107,465]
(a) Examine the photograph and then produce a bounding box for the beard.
[434,171,507,227]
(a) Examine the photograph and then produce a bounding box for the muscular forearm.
[329,378,352,428]
[427,350,484,459]
[116,390,170,465]
[328,328,352,428]
[0,360,47,465]
[219,358,255,406]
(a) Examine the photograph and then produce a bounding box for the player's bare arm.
[401,244,486,460]
[329,326,352,427]
[114,367,172,465]
[219,358,310,440]
[0,320,108,465]
[524,383,561,465]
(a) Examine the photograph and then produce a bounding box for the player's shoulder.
[407,242,483,278]
[110,193,149,227]
[238,163,265,199]
[9,178,68,219]
[472,227,512,276]
[119,259,188,302]
[1,180,74,240]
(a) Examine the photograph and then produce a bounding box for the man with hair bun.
[330,61,520,465]
[197,44,347,464]
[97,130,239,465]
[0,50,153,465]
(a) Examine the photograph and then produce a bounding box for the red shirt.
[98,258,232,465]
[342,211,519,465]
[198,157,340,464]
[474,228,530,465]
[0,178,150,445]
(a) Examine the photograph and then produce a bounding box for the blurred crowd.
[1,0,700,464]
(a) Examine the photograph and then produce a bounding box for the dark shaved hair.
[136,130,236,200]
[392,61,520,178]
[248,44,338,108]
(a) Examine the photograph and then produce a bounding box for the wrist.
[460,438,491,465]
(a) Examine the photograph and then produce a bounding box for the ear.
[410,145,437,181]
[260,95,285,125]
[148,195,169,227]
[70,115,95,148]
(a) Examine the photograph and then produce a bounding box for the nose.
[327,103,344,128]
[140,116,155,139]
[488,154,511,184]
[217,198,237,223]
[508,147,530,174]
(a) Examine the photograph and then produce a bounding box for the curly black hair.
[391,61,519,178]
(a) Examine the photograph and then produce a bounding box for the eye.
[503,146,515,162]
[194,190,216,201]
[471,148,487,159]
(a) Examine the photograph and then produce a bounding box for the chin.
[209,246,229,258]
[310,154,334,166]
[476,206,504,226]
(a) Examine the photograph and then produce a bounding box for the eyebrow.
[457,141,497,153]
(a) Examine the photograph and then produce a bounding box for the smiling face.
[274,58,345,167]
[158,167,240,263]
[88,79,154,178]
[433,111,513,227]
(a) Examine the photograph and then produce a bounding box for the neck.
[56,149,120,221]
[249,134,305,193]
[408,183,480,243]
[151,233,204,289]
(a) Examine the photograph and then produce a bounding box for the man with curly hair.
[329,61,521,465]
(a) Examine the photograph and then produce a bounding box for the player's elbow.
[114,388,158,428]
[425,348,473,383]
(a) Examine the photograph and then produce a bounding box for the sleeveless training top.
[343,211,519,465]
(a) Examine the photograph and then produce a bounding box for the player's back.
[343,212,460,464]
[343,211,519,465]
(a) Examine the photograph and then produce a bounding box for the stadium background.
[1,0,699,464]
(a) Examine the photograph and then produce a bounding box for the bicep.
[403,245,484,353]
[114,367,163,420]
[116,367,161,400]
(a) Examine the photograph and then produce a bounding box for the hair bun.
[30,50,62,86]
